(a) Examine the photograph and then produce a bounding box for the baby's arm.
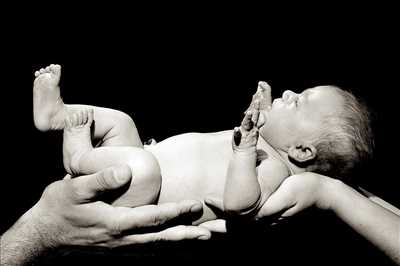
[224,137,288,215]
[223,82,276,216]
[223,120,260,215]
[223,105,276,215]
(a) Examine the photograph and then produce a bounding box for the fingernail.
[113,166,132,184]
[116,173,131,184]
[198,234,210,240]
[204,198,213,205]
[190,203,203,212]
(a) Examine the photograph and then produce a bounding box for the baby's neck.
[274,149,307,175]
[257,137,306,175]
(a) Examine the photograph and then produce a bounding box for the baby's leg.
[63,109,161,207]
[33,64,142,147]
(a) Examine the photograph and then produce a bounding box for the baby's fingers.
[247,128,259,145]
[241,112,254,131]
[251,101,260,125]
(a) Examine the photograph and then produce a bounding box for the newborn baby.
[33,64,373,224]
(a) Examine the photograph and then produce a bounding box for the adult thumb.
[72,165,132,202]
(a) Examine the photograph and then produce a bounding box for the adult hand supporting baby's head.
[205,173,330,228]
[255,172,332,221]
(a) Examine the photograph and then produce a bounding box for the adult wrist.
[1,206,54,265]
[29,202,61,251]
[317,176,343,211]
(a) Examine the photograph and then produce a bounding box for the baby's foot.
[33,64,66,131]
[63,108,94,175]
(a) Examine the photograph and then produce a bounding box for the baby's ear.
[287,142,317,163]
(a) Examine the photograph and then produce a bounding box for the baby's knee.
[114,111,136,131]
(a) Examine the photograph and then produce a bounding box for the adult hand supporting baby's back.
[204,172,330,230]
[255,172,332,220]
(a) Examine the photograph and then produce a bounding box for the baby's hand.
[232,102,260,151]
[246,81,272,113]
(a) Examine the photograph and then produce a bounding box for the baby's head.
[259,85,373,179]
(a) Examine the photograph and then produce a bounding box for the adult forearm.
[1,207,51,266]
[358,187,400,216]
[326,180,400,264]
[224,149,261,214]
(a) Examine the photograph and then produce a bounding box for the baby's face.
[259,86,344,151]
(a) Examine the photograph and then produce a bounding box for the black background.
[1,7,399,265]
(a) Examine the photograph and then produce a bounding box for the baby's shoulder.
[256,149,291,177]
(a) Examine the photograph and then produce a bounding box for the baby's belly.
[159,160,228,224]
[145,132,232,223]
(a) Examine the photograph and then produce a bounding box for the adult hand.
[255,172,331,220]
[36,165,211,247]
[204,172,331,227]
[1,165,210,265]
[255,172,400,264]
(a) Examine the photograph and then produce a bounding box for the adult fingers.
[105,225,211,247]
[279,205,301,218]
[114,200,203,232]
[71,165,132,202]
[204,197,224,212]
[255,187,294,220]
[199,219,227,233]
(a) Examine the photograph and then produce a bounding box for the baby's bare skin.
[146,131,232,222]
[146,129,287,223]
[33,65,287,224]
[147,87,280,222]
[33,65,66,131]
